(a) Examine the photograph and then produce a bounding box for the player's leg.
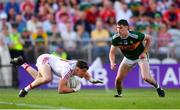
[21,63,39,79]
[138,60,157,86]
[30,64,52,88]
[19,64,52,97]
[138,59,165,97]
[114,58,132,97]
[10,56,38,79]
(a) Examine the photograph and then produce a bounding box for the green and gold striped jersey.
[111,31,145,60]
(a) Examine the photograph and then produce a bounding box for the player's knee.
[116,77,123,83]
[142,76,149,82]
[116,76,123,81]
[43,77,52,83]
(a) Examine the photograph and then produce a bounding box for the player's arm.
[109,45,117,70]
[139,34,152,59]
[58,79,75,94]
[84,72,103,84]
[143,34,152,53]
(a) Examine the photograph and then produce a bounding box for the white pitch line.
[0,101,66,109]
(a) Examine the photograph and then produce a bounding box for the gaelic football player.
[109,19,165,97]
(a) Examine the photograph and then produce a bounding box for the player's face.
[75,68,87,78]
[116,25,128,35]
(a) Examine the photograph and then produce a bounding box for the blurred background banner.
[18,64,180,89]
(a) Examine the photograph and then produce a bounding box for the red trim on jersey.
[42,57,49,64]
[63,69,73,81]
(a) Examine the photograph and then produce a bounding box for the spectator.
[21,28,35,63]
[135,14,150,32]
[74,11,92,33]
[27,13,40,33]
[4,0,20,14]
[42,13,54,33]
[20,0,35,13]
[128,16,138,31]
[46,0,59,13]
[0,12,12,32]
[51,44,71,60]
[15,14,26,33]
[0,25,12,87]
[128,0,142,16]
[48,22,62,53]
[57,12,70,34]
[7,7,16,23]
[9,23,24,59]
[152,13,163,31]
[76,23,90,48]
[91,19,110,63]
[31,23,48,57]
[137,3,146,17]
[116,3,132,22]
[157,0,172,14]
[145,1,162,20]
[21,3,34,21]
[163,4,179,28]
[105,16,116,36]
[99,0,116,23]
[48,21,61,40]
[157,23,174,58]
[85,4,99,27]
[61,21,78,53]
[144,25,158,56]
[79,0,91,11]
[38,2,53,21]
[35,0,46,14]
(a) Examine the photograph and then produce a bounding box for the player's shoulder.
[112,33,119,40]
[129,30,145,39]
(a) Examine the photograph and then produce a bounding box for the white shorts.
[122,57,148,67]
[36,54,51,66]
[35,54,75,78]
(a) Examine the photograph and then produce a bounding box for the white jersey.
[36,54,77,81]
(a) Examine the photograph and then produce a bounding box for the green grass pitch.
[0,88,180,109]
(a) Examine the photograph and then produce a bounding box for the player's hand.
[73,88,79,92]
[91,79,103,84]
[139,53,146,59]
[89,78,103,84]
[72,82,81,92]
[110,63,116,70]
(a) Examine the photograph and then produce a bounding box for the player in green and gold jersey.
[109,19,165,97]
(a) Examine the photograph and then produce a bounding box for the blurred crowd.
[0,0,180,65]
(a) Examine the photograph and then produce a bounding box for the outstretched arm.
[84,72,103,84]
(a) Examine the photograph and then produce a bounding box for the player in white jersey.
[10,54,103,97]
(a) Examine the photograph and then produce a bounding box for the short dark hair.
[117,19,129,26]
[76,60,89,70]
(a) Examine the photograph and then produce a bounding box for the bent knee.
[43,77,52,83]
[115,77,123,83]
[142,76,149,81]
